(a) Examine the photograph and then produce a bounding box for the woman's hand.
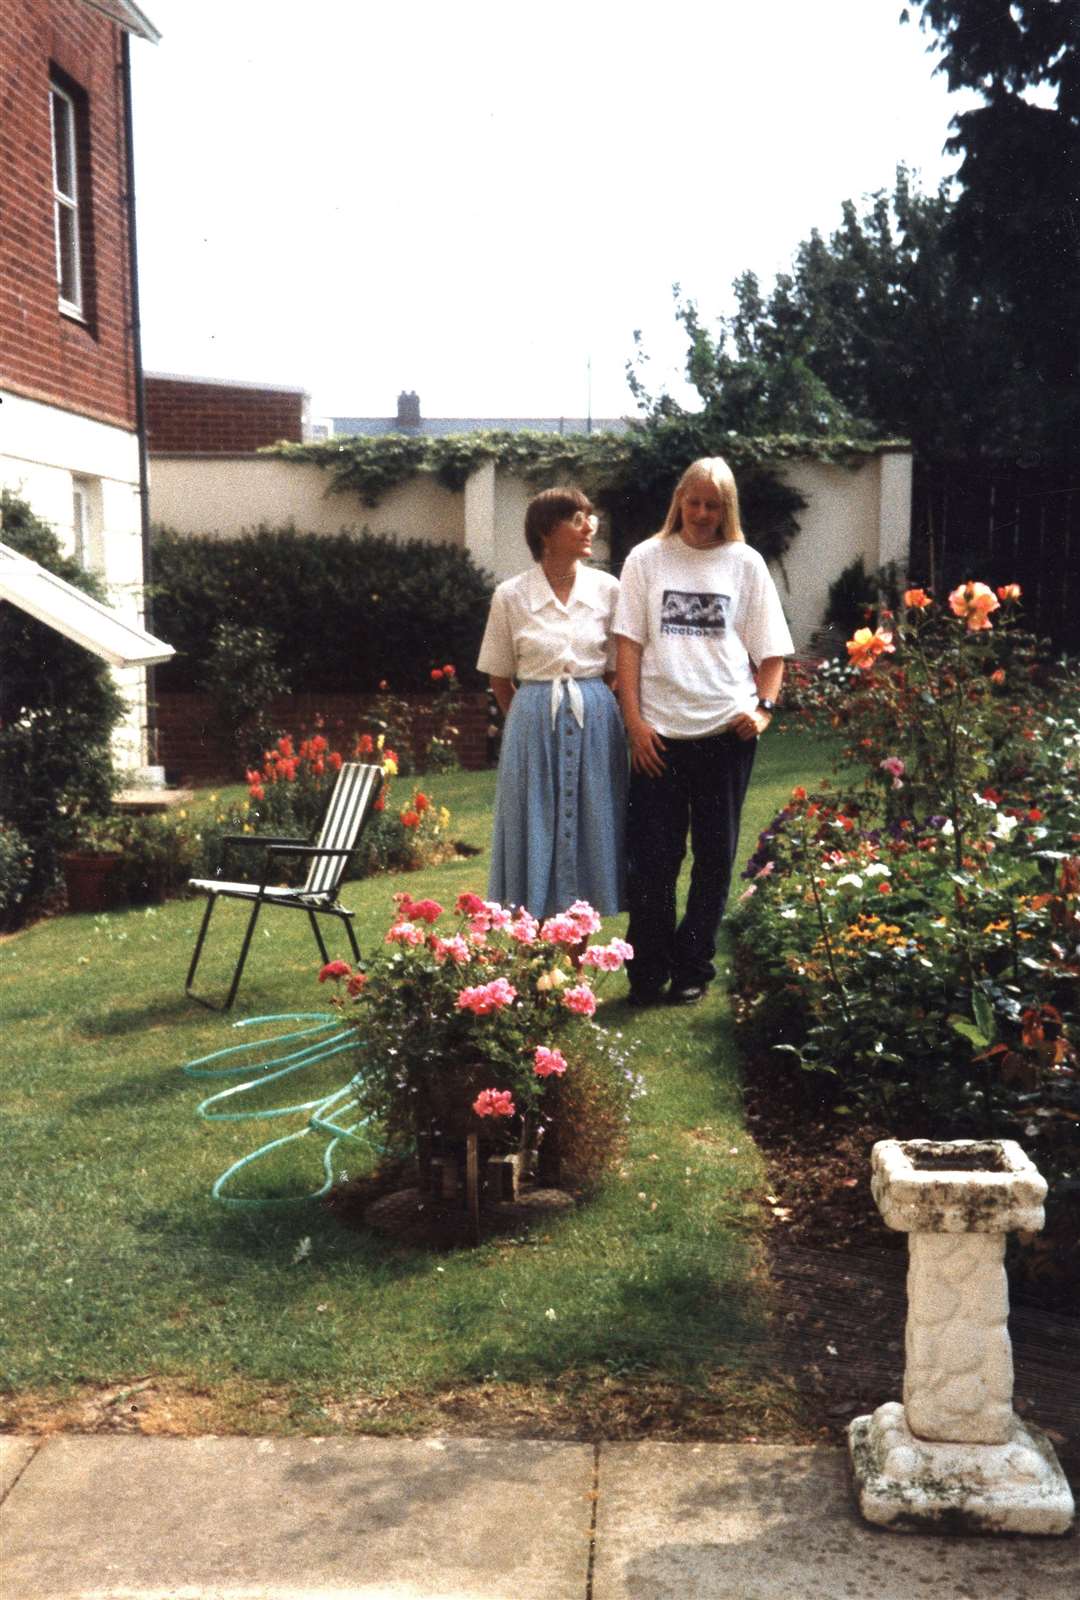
[728,707,772,741]
[627,716,667,776]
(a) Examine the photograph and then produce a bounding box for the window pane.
[51,90,74,198]
[57,202,79,304]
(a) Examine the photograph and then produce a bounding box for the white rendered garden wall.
[148,447,912,654]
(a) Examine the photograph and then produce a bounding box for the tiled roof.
[330,416,630,438]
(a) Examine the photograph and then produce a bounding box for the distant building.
[0,0,162,768]
[329,390,630,439]
[145,373,309,454]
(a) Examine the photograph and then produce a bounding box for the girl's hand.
[627,718,667,776]
[729,708,772,741]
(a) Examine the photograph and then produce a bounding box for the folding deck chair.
[185,761,383,1010]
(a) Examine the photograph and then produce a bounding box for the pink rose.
[562,983,597,1017]
[533,1045,568,1078]
[540,913,581,946]
[457,978,518,1015]
[473,1088,515,1118]
[385,921,425,947]
[565,900,603,936]
[431,934,470,965]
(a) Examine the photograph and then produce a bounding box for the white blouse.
[477,564,620,682]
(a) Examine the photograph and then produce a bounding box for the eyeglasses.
[569,511,599,532]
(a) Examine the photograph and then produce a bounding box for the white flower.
[993,813,1019,839]
[863,863,891,878]
[836,873,863,890]
[545,1308,557,1322]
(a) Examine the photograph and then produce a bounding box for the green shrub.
[197,622,291,766]
[0,493,125,928]
[151,526,493,693]
[0,822,33,925]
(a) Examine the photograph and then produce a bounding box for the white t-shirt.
[613,535,794,738]
[477,564,620,681]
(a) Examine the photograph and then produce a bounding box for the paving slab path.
[1,1434,1077,1600]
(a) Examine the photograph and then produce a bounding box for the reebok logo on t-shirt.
[660,589,730,636]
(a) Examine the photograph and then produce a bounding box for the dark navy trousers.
[625,730,757,996]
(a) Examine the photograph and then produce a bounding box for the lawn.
[1,731,832,1438]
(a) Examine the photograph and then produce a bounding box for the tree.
[903,1,1080,456]
[635,171,1029,456]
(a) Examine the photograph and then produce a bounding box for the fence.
[911,459,1080,654]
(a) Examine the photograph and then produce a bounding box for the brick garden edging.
[154,690,493,784]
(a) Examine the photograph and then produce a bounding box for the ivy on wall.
[268,423,903,570]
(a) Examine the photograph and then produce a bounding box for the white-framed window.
[50,80,83,317]
[71,476,102,571]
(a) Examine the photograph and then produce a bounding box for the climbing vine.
[267,423,903,569]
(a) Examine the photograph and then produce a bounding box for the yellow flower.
[536,966,569,991]
[439,806,451,829]
[376,733,385,751]
[209,792,218,804]
[382,757,398,776]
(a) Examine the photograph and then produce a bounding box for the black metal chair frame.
[185,762,383,1011]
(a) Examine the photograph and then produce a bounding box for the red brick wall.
[145,376,306,454]
[156,691,494,784]
[0,0,136,429]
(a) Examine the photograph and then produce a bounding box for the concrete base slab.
[849,1402,1075,1536]
[0,1435,593,1600]
[0,1433,37,1498]
[591,1442,1080,1600]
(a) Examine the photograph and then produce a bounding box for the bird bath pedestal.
[848,1138,1074,1535]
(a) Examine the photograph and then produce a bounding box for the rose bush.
[732,582,1079,1294]
[319,891,644,1191]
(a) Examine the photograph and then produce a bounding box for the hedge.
[150,526,494,693]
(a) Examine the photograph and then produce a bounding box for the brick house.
[0,0,161,768]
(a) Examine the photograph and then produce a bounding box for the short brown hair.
[523,486,592,561]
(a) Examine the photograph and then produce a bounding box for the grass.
[1,732,832,1438]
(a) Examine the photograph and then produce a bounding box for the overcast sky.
[129,0,976,423]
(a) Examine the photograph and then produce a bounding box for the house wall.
[149,456,467,546]
[146,375,307,454]
[0,0,152,770]
[0,390,148,769]
[1,0,136,428]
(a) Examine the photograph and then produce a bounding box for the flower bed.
[732,583,1080,1304]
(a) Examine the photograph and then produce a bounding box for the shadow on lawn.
[74,995,198,1038]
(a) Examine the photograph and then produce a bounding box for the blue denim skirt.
[488,678,628,920]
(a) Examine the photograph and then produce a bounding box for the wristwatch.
[756,697,776,715]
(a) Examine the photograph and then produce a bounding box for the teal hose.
[181,1012,383,1206]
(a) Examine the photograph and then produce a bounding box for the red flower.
[378,679,389,691]
[345,972,367,996]
[431,668,444,682]
[310,734,328,754]
[319,959,352,983]
[456,891,486,916]
[414,792,431,812]
[248,783,265,801]
[400,810,420,829]
[374,792,386,812]
[996,583,1022,602]
[791,786,807,802]
[329,750,343,770]
[443,664,456,677]
[277,736,294,759]
[1027,808,1044,823]
[408,898,443,923]
[356,733,375,756]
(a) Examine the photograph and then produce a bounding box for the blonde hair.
[658,457,745,543]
